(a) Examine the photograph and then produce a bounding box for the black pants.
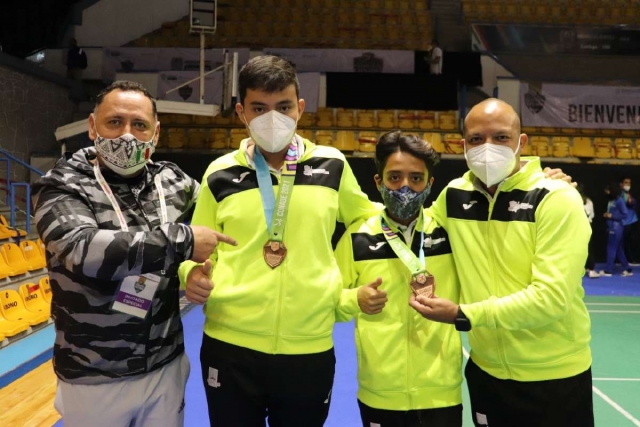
[200,335,335,427]
[465,358,594,427]
[358,400,462,427]
[623,223,637,263]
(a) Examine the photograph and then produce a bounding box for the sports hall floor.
[1,265,639,427]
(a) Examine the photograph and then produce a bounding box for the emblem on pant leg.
[476,412,489,426]
[207,367,221,388]
[324,388,332,404]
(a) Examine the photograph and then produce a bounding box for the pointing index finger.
[214,232,238,246]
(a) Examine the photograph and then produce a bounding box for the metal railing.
[0,148,44,235]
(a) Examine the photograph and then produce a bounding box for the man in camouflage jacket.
[33,81,234,427]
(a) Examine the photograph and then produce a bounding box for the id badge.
[112,274,161,318]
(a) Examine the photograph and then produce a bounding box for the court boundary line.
[594,378,640,382]
[587,303,640,307]
[588,310,640,314]
[461,347,640,426]
[592,386,640,427]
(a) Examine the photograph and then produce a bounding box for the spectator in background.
[601,182,633,277]
[578,184,599,278]
[620,176,639,265]
[430,40,443,75]
[66,38,87,80]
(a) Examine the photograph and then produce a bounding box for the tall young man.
[180,56,377,426]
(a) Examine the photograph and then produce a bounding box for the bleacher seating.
[0,313,29,339]
[0,203,53,349]
[157,109,640,160]
[18,283,51,318]
[463,0,640,26]
[0,248,26,278]
[0,215,26,239]
[131,0,432,51]
[37,238,46,259]
[19,241,46,270]
[39,277,52,304]
[444,133,464,154]
[0,289,48,327]
[2,244,32,274]
[159,109,462,153]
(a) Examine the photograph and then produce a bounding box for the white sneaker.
[622,270,634,277]
[588,270,600,278]
[599,270,613,277]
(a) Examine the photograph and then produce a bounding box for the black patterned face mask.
[94,129,156,177]
[380,184,431,221]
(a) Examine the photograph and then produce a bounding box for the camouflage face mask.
[379,184,431,221]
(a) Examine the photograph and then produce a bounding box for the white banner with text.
[521,82,640,129]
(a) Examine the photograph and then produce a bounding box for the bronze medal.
[410,273,435,298]
[263,241,287,268]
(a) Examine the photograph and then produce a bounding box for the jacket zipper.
[485,189,512,379]
[406,219,420,408]
[406,279,413,409]
[273,173,285,354]
[130,181,158,373]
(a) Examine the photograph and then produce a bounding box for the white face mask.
[465,136,521,187]
[94,128,156,177]
[623,185,631,192]
[245,110,297,153]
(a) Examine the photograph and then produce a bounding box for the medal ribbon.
[253,140,298,243]
[380,211,426,276]
[94,164,168,232]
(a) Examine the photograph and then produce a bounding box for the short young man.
[335,131,463,427]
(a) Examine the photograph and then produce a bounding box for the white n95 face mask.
[465,137,521,187]
[246,110,297,153]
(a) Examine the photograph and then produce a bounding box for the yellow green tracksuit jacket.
[179,137,377,355]
[429,157,592,381]
[335,210,462,410]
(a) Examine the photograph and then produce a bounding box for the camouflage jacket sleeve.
[35,186,194,281]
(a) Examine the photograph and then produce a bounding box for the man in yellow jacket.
[179,55,377,427]
[335,131,463,426]
[411,99,593,427]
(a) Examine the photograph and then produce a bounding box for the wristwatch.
[455,307,471,332]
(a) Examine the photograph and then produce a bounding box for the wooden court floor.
[0,361,59,427]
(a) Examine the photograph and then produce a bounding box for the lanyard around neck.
[380,212,425,276]
[93,163,167,232]
[253,141,298,243]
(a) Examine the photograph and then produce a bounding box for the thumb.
[367,277,383,289]
[201,259,213,276]
[416,294,433,305]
